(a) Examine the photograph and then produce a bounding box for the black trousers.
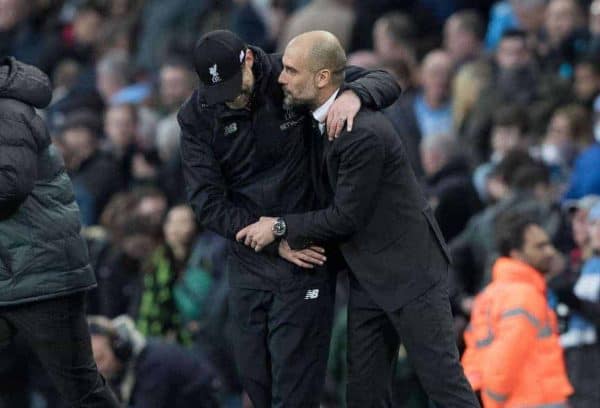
[346,272,480,408]
[0,292,120,407]
[229,276,335,408]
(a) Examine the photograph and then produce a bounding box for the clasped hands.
[236,217,326,269]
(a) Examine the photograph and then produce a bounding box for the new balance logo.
[304,289,319,300]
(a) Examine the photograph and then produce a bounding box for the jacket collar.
[492,257,547,293]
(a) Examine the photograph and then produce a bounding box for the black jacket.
[178,47,400,290]
[130,340,219,408]
[424,157,482,242]
[284,108,450,311]
[0,57,96,305]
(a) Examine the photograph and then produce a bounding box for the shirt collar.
[312,88,340,129]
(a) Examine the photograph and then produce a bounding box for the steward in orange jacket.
[462,218,573,408]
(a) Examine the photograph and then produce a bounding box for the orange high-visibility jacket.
[461,257,573,408]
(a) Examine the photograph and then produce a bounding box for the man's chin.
[283,94,308,109]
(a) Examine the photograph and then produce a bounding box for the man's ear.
[509,248,524,262]
[315,69,331,89]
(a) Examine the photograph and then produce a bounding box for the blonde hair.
[452,61,492,131]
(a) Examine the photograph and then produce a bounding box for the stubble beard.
[283,89,310,109]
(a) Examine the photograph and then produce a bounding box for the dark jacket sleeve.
[343,66,401,110]
[284,128,385,248]
[552,281,600,328]
[179,109,256,240]
[0,115,38,210]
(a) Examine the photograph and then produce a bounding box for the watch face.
[273,221,286,236]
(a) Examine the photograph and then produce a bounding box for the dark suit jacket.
[284,108,450,311]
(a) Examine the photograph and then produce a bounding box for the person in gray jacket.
[0,56,119,407]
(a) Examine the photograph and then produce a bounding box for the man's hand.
[326,90,360,140]
[278,240,326,268]
[236,216,277,252]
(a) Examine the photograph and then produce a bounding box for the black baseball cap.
[193,30,247,105]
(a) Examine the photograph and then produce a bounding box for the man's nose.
[278,72,286,84]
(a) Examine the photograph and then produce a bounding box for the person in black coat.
[421,133,482,241]
[179,30,400,407]
[89,315,220,408]
[237,31,480,408]
[0,56,119,406]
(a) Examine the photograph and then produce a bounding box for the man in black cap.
[178,30,400,407]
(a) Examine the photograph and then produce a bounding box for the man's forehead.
[283,44,306,62]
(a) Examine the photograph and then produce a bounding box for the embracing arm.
[179,111,256,240]
[343,66,401,110]
[325,67,402,137]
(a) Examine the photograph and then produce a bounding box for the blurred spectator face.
[136,194,167,229]
[109,0,132,17]
[544,112,573,148]
[492,125,525,156]
[372,14,416,66]
[544,0,581,46]
[163,205,197,249]
[588,207,600,250]
[122,233,156,260]
[373,23,402,62]
[97,70,124,103]
[572,207,591,248]
[105,105,137,150]
[511,0,547,33]
[73,9,104,46]
[591,220,600,250]
[574,62,600,103]
[496,36,530,69]
[591,0,600,35]
[514,224,556,274]
[96,52,130,102]
[347,51,381,69]
[91,334,123,380]
[0,0,23,31]
[58,127,97,171]
[420,51,452,105]
[443,16,481,65]
[160,65,194,111]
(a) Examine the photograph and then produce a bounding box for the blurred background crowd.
[1,0,600,407]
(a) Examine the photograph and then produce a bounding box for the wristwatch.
[272,217,287,238]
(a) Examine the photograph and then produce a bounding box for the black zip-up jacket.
[178,47,400,290]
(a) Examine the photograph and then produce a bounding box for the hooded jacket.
[0,57,96,305]
[462,257,573,407]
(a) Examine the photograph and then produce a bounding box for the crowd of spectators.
[1,0,600,407]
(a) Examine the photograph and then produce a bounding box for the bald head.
[279,31,348,109]
[286,31,347,86]
[420,49,453,106]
